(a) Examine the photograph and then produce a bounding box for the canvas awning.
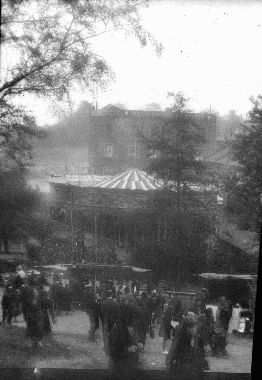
[218,222,259,256]
[131,266,152,273]
[0,254,28,262]
[33,264,69,272]
[197,273,257,281]
[73,264,150,271]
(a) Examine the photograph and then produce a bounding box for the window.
[105,143,113,157]
[128,124,137,138]
[106,122,113,134]
[128,144,136,158]
[149,149,160,159]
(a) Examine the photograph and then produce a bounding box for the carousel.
[48,167,217,276]
[49,168,164,264]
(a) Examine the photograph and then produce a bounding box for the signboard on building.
[123,109,216,122]
[0,241,26,253]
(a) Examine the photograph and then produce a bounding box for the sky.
[15,0,262,125]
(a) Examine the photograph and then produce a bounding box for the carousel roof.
[95,168,163,191]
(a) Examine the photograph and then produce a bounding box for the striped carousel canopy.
[95,168,163,191]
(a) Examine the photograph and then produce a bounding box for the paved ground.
[0,309,253,372]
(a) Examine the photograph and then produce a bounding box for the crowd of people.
[0,266,249,378]
[30,240,121,266]
[1,266,56,347]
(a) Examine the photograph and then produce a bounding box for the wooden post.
[70,195,74,252]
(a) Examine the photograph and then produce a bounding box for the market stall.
[196,273,257,310]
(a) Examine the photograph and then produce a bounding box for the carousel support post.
[118,210,121,244]
[94,209,97,292]
[70,197,74,254]
[95,209,97,263]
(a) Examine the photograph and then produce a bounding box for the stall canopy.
[196,273,257,308]
[218,222,259,256]
[131,266,152,273]
[33,264,71,272]
[69,264,152,281]
[72,264,151,273]
[196,273,257,281]
[95,168,163,191]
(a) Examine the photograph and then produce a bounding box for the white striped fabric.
[95,168,162,191]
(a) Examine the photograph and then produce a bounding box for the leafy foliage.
[0,100,37,168]
[139,92,206,193]
[1,0,162,103]
[0,169,39,245]
[145,102,162,111]
[224,95,262,232]
[0,0,162,250]
[136,92,214,281]
[129,210,212,281]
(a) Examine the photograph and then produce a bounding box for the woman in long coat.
[166,315,208,380]
[159,304,176,353]
[213,296,232,356]
[108,303,143,372]
[26,288,44,347]
[26,287,55,347]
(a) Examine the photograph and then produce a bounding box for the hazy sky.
[17,0,262,125]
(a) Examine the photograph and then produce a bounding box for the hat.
[219,296,229,309]
[185,311,196,317]
[183,315,198,327]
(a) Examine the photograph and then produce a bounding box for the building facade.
[216,110,244,141]
[0,240,28,270]
[87,105,217,175]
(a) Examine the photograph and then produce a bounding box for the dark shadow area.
[0,369,252,380]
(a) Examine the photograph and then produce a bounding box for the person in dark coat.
[26,287,44,347]
[136,292,152,347]
[82,286,100,342]
[108,303,143,372]
[26,287,55,347]
[52,279,71,315]
[166,315,208,380]
[191,299,206,317]
[20,283,32,334]
[149,291,165,326]
[100,291,119,354]
[139,292,151,312]
[171,299,184,323]
[40,289,56,338]
[198,307,215,349]
[159,304,176,353]
[13,265,26,289]
[213,296,232,356]
[1,286,15,327]
[124,296,148,349]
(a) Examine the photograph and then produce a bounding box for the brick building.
[87,105,217,175]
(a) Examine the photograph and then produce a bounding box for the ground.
[0,309,252,372]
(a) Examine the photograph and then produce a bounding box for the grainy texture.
[0,297,252,372]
